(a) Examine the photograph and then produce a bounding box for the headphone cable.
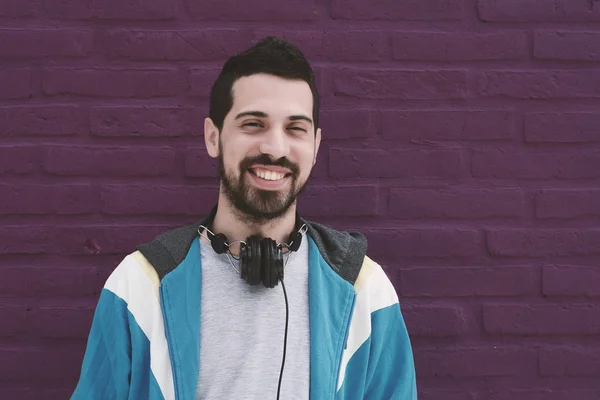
[277,278,289,400]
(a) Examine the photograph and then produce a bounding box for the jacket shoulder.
[104,251,161,299]
[305,221,367,286]
[353,255,399,306]
[136,221,202,281]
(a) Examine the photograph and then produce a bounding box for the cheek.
[224,136,256,165]
[221,147,241,176]
[221,138,241,164]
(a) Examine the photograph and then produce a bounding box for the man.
[72,37,417,399]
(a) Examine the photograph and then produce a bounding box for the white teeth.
[254,169,284,181]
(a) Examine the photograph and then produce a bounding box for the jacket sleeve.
[363,301,418,399]
[71,288,133,400]
[347,256,418,400]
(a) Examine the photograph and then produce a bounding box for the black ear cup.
[287,231,302,252]
[260,238,270,287]
[241,236,262,286]
[261,238,283,288]
[211,233,228,254]
[240,241,249,283]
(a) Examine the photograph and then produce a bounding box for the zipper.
[159,283,181,400]
[333,293,356,397]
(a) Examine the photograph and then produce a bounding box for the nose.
[258,126,290,160]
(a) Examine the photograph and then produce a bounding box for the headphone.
[199,215,307,288]
[198,210,306,399]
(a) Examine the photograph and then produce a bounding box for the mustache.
[240,154,300,175]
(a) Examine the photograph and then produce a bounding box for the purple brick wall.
[1,0,600,398]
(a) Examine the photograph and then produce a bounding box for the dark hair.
[209,36,319,134]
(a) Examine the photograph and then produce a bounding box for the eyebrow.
[235,111,313,125]
[235,111,268,120]
[289,115,313,125]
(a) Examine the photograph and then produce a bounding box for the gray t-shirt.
[196,236,310,400]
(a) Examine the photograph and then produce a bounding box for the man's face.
[212,73,321,223]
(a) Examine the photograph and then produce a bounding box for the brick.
[90,106,203,137]
[38,389,75,399]
[0,227,60,255]
[0,0,35,16]
[44,146,175,177]
[0,29,92,58]
[535,31,600,61]
[401,267,537,297]
[330,148,463,179]
[382,110,515,141]
[477,70,600,99]
[536,189,600,218]
[543,266,600,297]
[365,229,483,260]
[0,267,101,298]
[319,110,378,139]
[38,389,74,400]
[389,189,525,219]
[393,32,527,60]
[308,145,329,179]
[29,306,94,339]
[0,106,86,137]
[0,146,37,175]
[540,347,600,376]
[312,66,329,99]
[189,68,220,98]
[188,0,318,20]
[0,225,171,255]
[331,0,461,20]
[101,185,217,215]
[103,29,249,60]
[525,112,600,143]
[0,69,32,99]
[419,391,475,400]
[184,149,219,178]
[472,150,600,179]
[402,305,466,337]
[487,229,600,257]
[416,347,537,377]
[0,305,30,335]
[43,68,181,98]
[254,30,388,61]
[0,347,83,383]
[483,304,600,335]
[478,0,600,22]
[44,0,176,20]
[0,184,97,214]
[334,69,467,100]
[487,390,600,400]
[298,185,378,217]
[0,389,34,400]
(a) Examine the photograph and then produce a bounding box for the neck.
[208,192,298,254]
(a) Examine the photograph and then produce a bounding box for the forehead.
[229,73,313,119]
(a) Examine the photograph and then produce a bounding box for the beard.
[218,141,308,225]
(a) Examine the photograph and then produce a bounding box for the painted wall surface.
[1,0,600,398]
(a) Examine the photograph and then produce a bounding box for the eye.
[242,121,263,128]
[288,126,307,133]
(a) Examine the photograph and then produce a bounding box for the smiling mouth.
[248,167,291,181]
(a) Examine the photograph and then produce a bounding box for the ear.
[204,117,220,159]
[312,127,322,166]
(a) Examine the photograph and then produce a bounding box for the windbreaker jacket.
[71,212,417,399]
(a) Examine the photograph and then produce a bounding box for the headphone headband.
[196,205,306,289]
[197,205,307,255]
